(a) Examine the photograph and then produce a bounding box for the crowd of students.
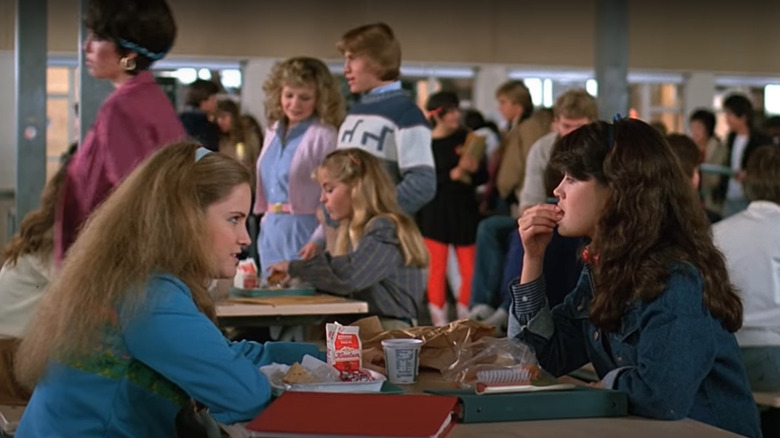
[0,0,775,436]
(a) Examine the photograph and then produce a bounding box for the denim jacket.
[508,264,761,438]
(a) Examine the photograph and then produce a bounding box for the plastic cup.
[381,338,423,384]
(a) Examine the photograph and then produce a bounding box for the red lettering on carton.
[326,323,362,372]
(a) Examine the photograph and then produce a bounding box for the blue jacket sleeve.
[508,273,591,377]
[122,276,318,424]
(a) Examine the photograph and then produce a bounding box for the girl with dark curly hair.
[508,118,760,437]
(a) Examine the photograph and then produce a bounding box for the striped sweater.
[288,218,426,321]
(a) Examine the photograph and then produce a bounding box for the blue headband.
[195,147,212,162]
[117,38,169,61]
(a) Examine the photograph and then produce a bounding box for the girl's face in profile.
[83,31,127,83]
[281,83,317,126]
[552,173,611,239]
[318,168,353,222]
[205,183,252,278]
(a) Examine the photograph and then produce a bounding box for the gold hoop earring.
[120,57,136,72]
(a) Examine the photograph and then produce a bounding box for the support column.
[595,0,629,121]
[79,0,113,145]
[472,65,508,124]
[14,0,47,229]
[240,58,278,128]
[682,72,716,133]
[0,52,15,192]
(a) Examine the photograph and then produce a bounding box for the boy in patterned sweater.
[300,23,435,260]
[336,22,436,214]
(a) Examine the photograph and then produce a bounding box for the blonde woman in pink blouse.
[254,57,345,280]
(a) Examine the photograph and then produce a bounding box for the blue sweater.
[17,274,320,437]
[337,86,435,214]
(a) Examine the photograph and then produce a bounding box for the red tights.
[424,238,475,308]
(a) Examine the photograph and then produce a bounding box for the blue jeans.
[740,346,780,392]
[500,229,584,310]
[470,215,516,308]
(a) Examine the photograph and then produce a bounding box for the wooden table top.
[215,295,368,318]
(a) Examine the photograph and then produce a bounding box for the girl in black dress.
[419,92,487,325]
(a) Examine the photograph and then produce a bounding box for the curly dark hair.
[549,119,742,333]
[85,0,176,73]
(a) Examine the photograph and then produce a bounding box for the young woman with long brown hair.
[509,119,760,437]
[0,152,72,339]
[14,142,319,437]
[0,152,73,405]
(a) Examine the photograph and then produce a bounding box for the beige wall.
[0,0,13,52]
[628,0,780,73]
[2,0,780,74]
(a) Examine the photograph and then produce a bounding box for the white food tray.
[260,363,385,396]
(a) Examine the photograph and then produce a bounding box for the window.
[46,66,77,180]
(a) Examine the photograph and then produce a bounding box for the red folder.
[246,391,460,438]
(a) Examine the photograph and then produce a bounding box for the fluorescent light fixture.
[508,69,592,82]
[221,69,242,89]
[327,62,474,78]
[627,72,684,84]
[197,68,211,80]
[174,68,197,84]
[765,84,780,114]
[399,66,474,78]
[543,79,553,107]
[586,79,598,96]
[525,78,543,106]
[717,75,780,87]
[47,53,242,71]
[509,69,684,84]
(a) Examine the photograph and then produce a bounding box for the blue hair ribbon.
[195,147,212,162]
[117,38,169,61]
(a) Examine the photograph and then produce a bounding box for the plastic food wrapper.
[233,259,258,289]
[441,336,553,388]
[326,322,362,372]
[354,316,495,374]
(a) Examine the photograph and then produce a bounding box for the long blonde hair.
[15,142,250,387]
[319,148,427,267]
[263,57,345,129]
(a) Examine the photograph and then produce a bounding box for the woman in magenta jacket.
[55,0,185,261]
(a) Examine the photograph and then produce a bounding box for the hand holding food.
[517,204,563,260]
[266,263,290,288]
